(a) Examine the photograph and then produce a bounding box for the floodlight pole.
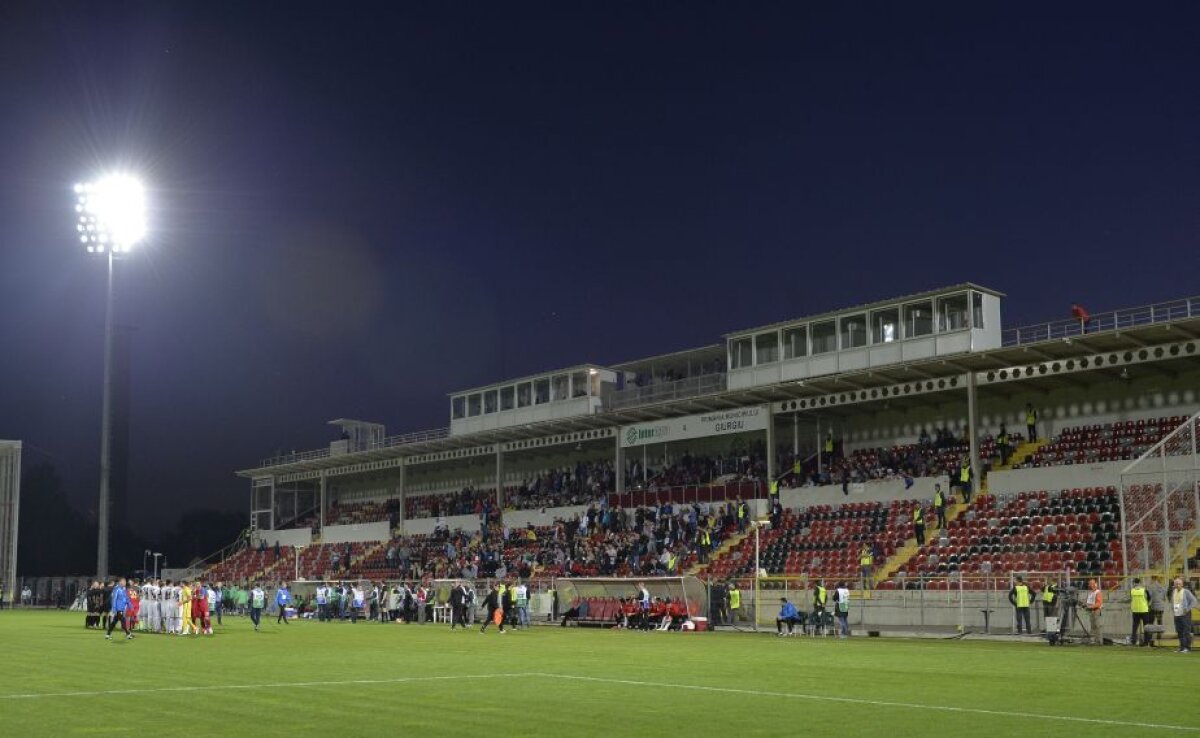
[96,249,115,579]
[152,552,163,580]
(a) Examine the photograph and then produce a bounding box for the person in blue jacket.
[776,597,802,637]
[275,583,291,625]
[105,578,133,641]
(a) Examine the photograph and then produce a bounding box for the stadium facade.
[237,285,1200,574]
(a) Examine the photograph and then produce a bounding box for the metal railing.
[605,373,727,411]
[1002,296,1199,347]
[259,427,450,468]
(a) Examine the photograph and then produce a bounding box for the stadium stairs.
[872,497,969,587]
[687,529,751,577]
[993,439,1048,471]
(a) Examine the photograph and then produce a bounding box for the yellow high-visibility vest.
[1130,586,1149,614]
[1026,409,1036,426]
[913,507,924,525]
[729,588,741,610]
[960,466,970,483]
[1014,584,1030,608]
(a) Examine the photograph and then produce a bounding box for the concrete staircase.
[872,499,969,586]
[688,528,751,576]
[992,439,1048,471]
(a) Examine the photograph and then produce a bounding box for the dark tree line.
[17,462,244,577]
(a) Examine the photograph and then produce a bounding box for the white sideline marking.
[0,673,532,700]
[533,673,1200,733]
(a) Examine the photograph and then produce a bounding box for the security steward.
[1009,575,1033,634]
[913,504,926,546]
[728,582,741,624]
[812,580,828,635]
[859,544,874,591]
[1129,578,1151,647]
[934,484,947,528]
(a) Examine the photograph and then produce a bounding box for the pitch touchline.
[5,670,1196,732]
[0,673,533,700]
[531,673,1200,733]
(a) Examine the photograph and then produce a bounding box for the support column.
[397,462,407,534]
[765,404,776,495]
[615,438,626,494]
[967,371,980,490]
[318,473,328,532]
[816,417,823,475]
[495,445,505,511]
[792,412,799,456]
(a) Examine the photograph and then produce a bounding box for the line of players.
[84,578,223,637]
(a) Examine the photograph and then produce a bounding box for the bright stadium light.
[74,172,148,579]
[74,175,146,254]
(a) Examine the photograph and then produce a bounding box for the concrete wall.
[321,521,390,544]
[780,476,948,508]
[401,514,478,537]
[255,528,313,548]
[987,462,1124,496]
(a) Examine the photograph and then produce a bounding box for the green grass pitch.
[1,610,1195,737]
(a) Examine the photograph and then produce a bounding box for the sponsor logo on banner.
[620,406,767,447]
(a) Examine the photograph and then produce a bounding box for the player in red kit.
[127,582,141,631]
[191,581,211,636]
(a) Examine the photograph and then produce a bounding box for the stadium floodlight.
[74,175,146,254]
[74,173,148,579]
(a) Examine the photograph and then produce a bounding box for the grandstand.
[215,286,1200,636]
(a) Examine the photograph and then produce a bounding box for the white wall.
[780,476,948,509]
[321,521,390,544]
[401,514,479,537]
[986,463,1124,497]
[255,528,313,548]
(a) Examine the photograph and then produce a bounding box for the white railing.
[606,373,727,411]
[1002,296,1198,347]
[259,426,450,468]
[1118,410,1200,577]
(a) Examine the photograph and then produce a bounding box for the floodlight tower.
[74,175,146,579]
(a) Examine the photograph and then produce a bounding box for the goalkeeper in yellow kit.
[180,583,197,635]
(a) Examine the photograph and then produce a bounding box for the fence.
[605,374,727,411]
[708,572,1148,640]
[1119,411,1200,577]
[1002,295,1199,347]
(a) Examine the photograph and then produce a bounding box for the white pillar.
[615,439,626,494]
[765,404,776,494]
[319,477,328,535]
[967,372,980,489]
[495,446,505,511]
[397,462,407,535]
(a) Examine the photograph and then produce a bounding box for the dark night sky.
[1,2,1197,538]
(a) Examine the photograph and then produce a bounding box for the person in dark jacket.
[449,581,467,630]
[480,585,505,634]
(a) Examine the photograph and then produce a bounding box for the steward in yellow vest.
[1130,578,1151,646]
[1008,576,1032,634]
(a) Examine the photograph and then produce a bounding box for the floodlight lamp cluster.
[74,175,146,254]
